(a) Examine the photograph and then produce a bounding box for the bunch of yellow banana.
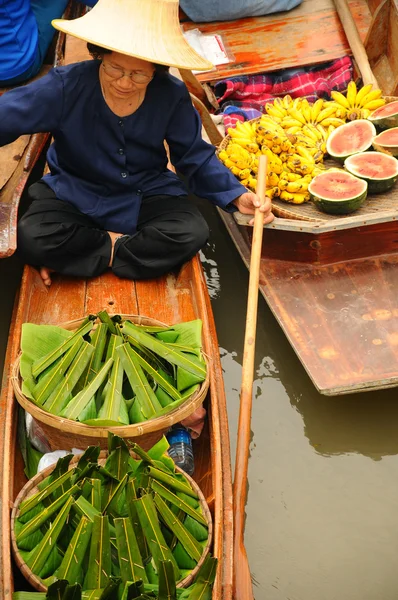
[227,120,259,153]
[330,81,386,121]
[219,112,329,203]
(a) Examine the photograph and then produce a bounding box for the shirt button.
[137,189,142,194]
[118,148,124,155]
[121,172,128,178]
[118,120,124,127]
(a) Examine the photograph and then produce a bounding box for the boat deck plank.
[182,0,372,82]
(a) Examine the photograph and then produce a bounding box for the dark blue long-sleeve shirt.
[0,60,245,234]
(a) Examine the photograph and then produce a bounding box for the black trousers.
[17,182,210,280]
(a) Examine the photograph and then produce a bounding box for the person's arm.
[165,87,247,211]
[0,69,64,147]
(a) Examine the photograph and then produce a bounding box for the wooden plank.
[183,0,372,82]
[0,134,49,258]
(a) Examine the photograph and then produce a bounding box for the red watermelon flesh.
[309,171,365,200]
[345,152,398,179]
[373,128,398,145]
[370,100,398,119]
[327,120,375,157]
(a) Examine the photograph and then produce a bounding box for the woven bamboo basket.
[12,314,210,451]
[217,95,398,222]
[11,450,213,592]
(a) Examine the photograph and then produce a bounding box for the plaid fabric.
[213,56,353,129]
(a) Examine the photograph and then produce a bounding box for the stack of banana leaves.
[19,312,207,425]
[13,556,217,599]
[13,434,214,599]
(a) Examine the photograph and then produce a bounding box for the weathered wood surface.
[0,258,233,598]
[218,209,398,395]
[182,0,372,82]
[0,135,50,258]
[364,0,398,95]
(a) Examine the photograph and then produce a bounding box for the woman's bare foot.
[108,231,124,266]
[39,267,55,286]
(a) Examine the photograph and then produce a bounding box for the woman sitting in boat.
[0,0,273,286]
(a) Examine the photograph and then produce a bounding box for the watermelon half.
[344,151,398,193]
[373,127,398,157]
[368,100,398,130]
[326,119,376,161]
[308,169,368,215]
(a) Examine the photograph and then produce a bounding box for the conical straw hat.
[52,0,213,71]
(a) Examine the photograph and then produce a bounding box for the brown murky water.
[2,199,398,599]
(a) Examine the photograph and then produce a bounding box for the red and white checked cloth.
[213,56,353,130]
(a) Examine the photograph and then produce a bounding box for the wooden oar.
[233,154,268,600]
[333,0,379,88]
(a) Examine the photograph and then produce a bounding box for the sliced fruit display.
[373,127,398,157]
[326,119,376,161]
[308,169,368,214]
[344,151,398,193]
[368,100,398,130]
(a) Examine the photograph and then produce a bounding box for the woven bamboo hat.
[52,0,213,71]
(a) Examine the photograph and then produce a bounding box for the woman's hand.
[232,191,274,226]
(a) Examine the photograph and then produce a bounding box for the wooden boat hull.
[0,259,233,598]
[219,207,398,395]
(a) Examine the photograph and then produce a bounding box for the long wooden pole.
[333,0,379,88]
[233,155,268,600]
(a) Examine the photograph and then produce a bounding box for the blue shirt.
[0,0,38,80]
[0,61,245,234]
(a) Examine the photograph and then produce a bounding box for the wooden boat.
[0,32,233,600]
[181,0,398,396]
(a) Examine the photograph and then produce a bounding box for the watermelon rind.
[372,127,398,157]
[308,170,368,215]
[326,119,376,161]
[368,100,398,130]
[344,151,398,194]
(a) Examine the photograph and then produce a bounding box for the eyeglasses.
[102,62,154,84]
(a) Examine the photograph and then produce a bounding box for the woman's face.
[100,52,155,101]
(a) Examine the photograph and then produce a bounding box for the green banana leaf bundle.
[14,434,211,596]
[19,312,206,426]
[13,555,217,599]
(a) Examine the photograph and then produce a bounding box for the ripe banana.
[360,89,383,107]
[346,81,357,107]
[354,83,373,107]
[330,90,350,110]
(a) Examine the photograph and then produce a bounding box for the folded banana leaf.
[149,481,206,527]
[97,357,126,424]
[153,495,202,562]
[32,319,95,379]
[133,492,180,580]
[144,468,196,499]
[61,359,113,420]
[42,342,95,415]
[85,515,112,589]
[121,323,205,381]
[76,323,108,392]
[117,344,162,420]
[114,517,147,583]
[33,339,84,406]
[17,485,80,543]
[56,516,93,584]
[25,496,74,576]
[20,324,74,381]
